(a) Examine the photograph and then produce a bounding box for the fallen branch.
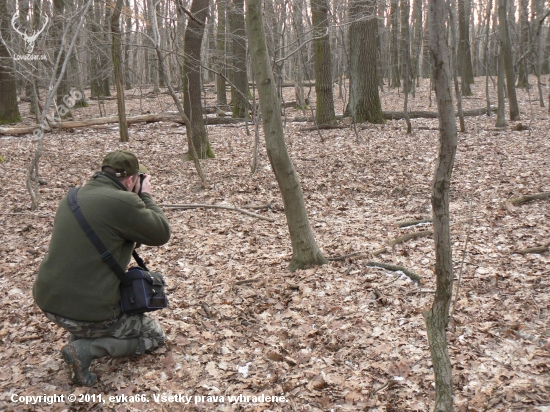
[514,243,549,254]
[509,192,550,205]
[388,230,434,247]
[240,203,272,210]
[365,261,422,282]
[300,125,347,131]
[329,230,433,260]
[327,252,369,261]
[234,277,262,285]
[0,113,245,135]
[398,218,433,228]
[292,106,496,123]
[160,203,275,222]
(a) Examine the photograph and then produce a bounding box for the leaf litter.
[0,79,549,411]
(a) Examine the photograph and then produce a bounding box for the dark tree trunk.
[348,0,385,124]
[111,0,128,142]
[228,0,248,118]
[183,0,214,158]
[215,0,228,108]
[311,0,336,125]
[0,0,22,125]
[458,0,474,95]
[424,0,457,410]
[498,0,520,120]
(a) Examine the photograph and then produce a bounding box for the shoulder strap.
[68,187,132,286]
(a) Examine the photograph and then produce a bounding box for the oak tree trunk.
[348,0,385,124]
[111,0,128,142]
[0,0,22,125]
[183,0,214,158]
[311,0,336,125]
[424,0,457,410]
[246,0,327,272]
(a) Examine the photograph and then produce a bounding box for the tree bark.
[182,0,214,158]
[495,44,507,127]
[457,0,474,95]
[215,0,228,107]
[228,0,248,118]
[245,0,327,271]
[516,0,529,88]
[311,0,336,125]
[348,0,385,124]
[0,0,22,125]
[498,0,520,120]
[111,0,128,142]
[424,0,457,410]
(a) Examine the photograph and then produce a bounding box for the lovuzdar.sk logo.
[9,11,49,61]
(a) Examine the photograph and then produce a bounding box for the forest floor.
[0,77,549,411]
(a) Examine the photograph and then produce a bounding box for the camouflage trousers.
[44,312,165,356]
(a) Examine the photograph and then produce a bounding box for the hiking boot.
[61,339,97,387]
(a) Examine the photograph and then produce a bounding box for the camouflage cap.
[102,150,140,177]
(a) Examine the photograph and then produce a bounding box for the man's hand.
[138,174,152,195]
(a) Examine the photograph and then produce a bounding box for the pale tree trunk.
[111,0,128,142]
[495,44,507,127]
[245,0,327,272]
[424,0,457,410]
[499,0,520,120]
[411,0,423,91]
[311,0,336,125]
[124,0,132,90]
[401,0,411,132]
[348,0,385,124]
[182,0,214,158]
[229,0,248,118]
[292,0,307,110]
[485,0,492,115]
[53,0,73,119]
[448,0,465,132]
[0,0,22,124]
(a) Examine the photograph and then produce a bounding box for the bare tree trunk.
[0,0,22,125]
[389,0,401,87]
[457,0,473,95]
[111,0,128,142]
[246,0,327,272]
[348,0,385,124]
[424,0,457,410]
[516,0,529,87]
[401,0,412,132]
[311,0,336,125]
[182,0,214,158]
[53,0,73,119]
[485,0,492,115]
[499,0,520,120]
[215,0,228,108]
[229,0,248,118]
[448,0,466,132]
[495,44,507,127]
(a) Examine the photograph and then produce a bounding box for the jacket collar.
[92,171,128,191]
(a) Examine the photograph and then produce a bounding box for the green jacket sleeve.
[118,192,171,246]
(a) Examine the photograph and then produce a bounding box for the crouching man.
[33,150,171,386]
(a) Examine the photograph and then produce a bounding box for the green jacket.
[33,172,171,321]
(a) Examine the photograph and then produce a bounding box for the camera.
[138,173,145,196]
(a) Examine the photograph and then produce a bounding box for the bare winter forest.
[0,0,549,411]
